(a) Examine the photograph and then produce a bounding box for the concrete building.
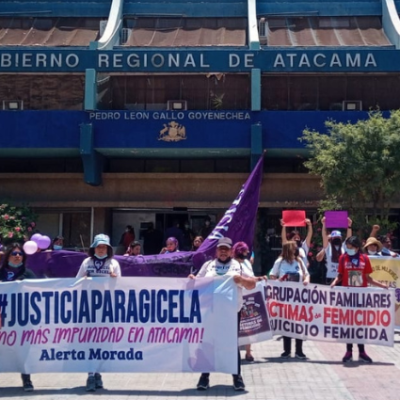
[1,0,400,268]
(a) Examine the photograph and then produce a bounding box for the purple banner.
[194,154,264,267]
[26,250,196,278]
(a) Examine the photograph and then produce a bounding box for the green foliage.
[301,110,400,233]
[0,203,37,245]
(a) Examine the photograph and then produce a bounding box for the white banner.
[264,281,395,346]
[0,276,238,374]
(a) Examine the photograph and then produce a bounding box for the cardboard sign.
[325,211,348,228]
[282,210,306,227]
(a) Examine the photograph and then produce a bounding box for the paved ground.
[1,334,400,399]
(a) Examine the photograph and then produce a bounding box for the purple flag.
[193,154,264,269]
[25,154,264,278]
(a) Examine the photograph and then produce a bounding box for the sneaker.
[342,352,353,363]
[295,352,307,359]
[281,351,291,358]
[196,374,209,390]
[359,352,373,363]
[22,376,34,392]
[86,375,96,392]
[245,353,254,362]
[94,373,103,389]
[233,375,245,391]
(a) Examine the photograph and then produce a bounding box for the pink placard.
[325,211,348,228]
[282,210,306,227]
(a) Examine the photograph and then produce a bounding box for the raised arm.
[321,216,329,249]
[304,218,313,248]
[370,224,380,238]
[281,219,288,245]
[346,217,353,239]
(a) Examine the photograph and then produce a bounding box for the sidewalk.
[1,334,399,399]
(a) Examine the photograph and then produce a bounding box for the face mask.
[236,254,246,260]
[95,254,108,260]
[295,240,302,248]
[53,245,63,250]
[346,248,357,256]
[368,250,377,255]
[334,245,340,251]
[8,262,23,268]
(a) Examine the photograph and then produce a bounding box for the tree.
[300,110,400,233]
[0,203,37,246]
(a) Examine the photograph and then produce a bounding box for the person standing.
[0,243,36,392]
[181,220,195,251]
[200,216,213,239]
[143,222,163,255]
[119,225,135,254]
[189,237,258,391]
[76,234,121,391]
[191,236,204,251]
[269,241,310,359]
[331,236,388,363]
[316,216,352,284]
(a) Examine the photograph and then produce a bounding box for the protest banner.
[239,281,273,346]
[264,281,395,346]
[369,256,400,329]
[0,276,238,374]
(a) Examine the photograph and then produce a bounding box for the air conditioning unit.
[3,100,23,110]
[167,100,187,111]
[342,100,362,111]
[99,20,108,37]
[258,18,267,38]
[120,28,132,44]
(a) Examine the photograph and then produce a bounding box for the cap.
[217,237,233,249]
[90,234,111,248]
[330,230,342,238]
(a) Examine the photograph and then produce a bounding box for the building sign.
[0,49,397,73]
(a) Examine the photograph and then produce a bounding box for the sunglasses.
[11,251,23,256]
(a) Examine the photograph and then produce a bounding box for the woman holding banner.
[188,237,258,391]
[0,243,36,392]
[76,233,121,392]
[330,236,388,363]
[270,241,310,359]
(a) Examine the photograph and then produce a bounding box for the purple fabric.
[25,155,264,278]
[25,250,196,278]
[193,155,264,269]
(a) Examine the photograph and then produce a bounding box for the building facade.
[1,0,400,269]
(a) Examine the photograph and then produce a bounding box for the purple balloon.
[23,240,38,255]
[31,233,42,243]
[37,235,51,250]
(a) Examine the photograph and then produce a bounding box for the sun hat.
[363,237,383,251]
[90,234,111,248]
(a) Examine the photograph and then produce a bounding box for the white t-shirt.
[325,243,344,279]
[76,257,121,278]
[270,257,309,281]
[197,258,251,311]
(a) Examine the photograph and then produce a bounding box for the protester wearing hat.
[188,236,258,392]
[363,237,383,256]
[76,233,121,392]
[316,216,353,284]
